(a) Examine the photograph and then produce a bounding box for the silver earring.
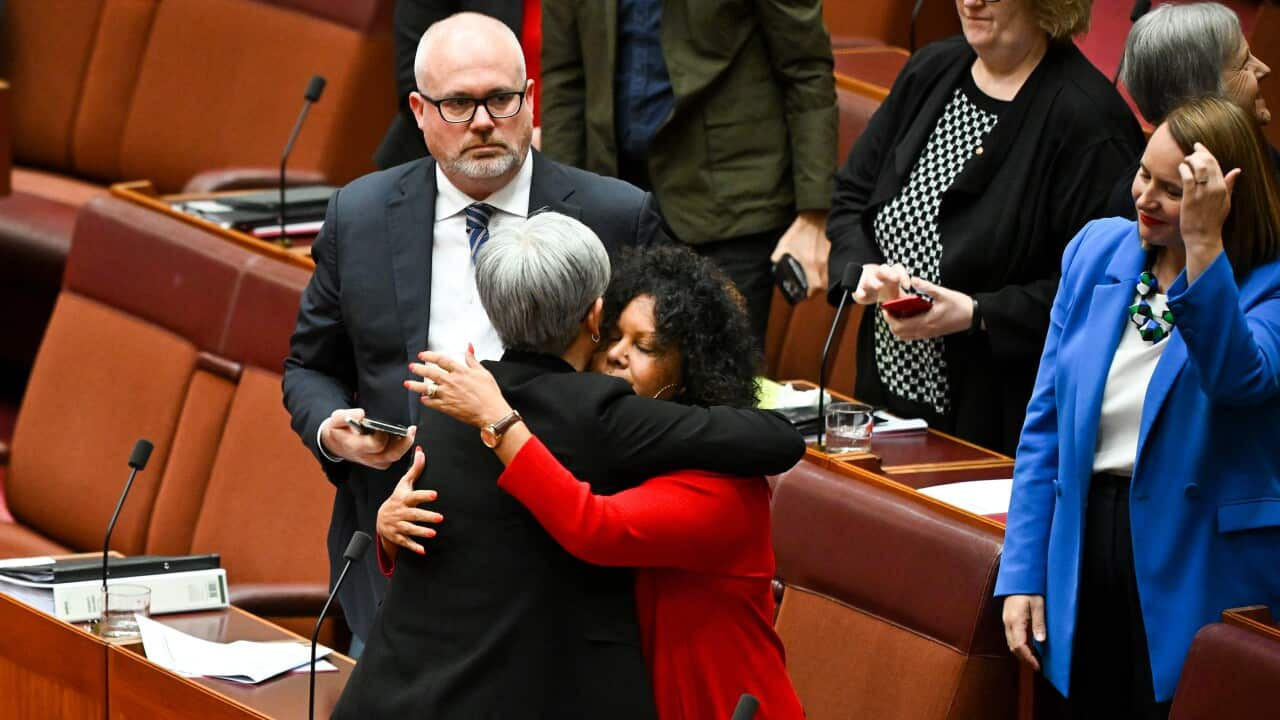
[591,333,600,343]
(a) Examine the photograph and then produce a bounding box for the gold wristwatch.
[480,409,523,449]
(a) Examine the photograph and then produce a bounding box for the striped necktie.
[464,202,497,261]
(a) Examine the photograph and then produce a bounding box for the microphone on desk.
[730,693,759,720]
[102,439,154,600]
[310,530,370,720]
[818,263,862,451]
[279,75,327,245]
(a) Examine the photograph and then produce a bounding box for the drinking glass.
[824,402,874,454]
[99,583,151,639]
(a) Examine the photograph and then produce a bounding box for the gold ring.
[425,380,439,399]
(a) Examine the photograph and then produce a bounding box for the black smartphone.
[345,417,411,438]
[773,253,809,305]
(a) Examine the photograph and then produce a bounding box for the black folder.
[0,554,221,584]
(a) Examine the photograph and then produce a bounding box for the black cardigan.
[826,36,1144,454]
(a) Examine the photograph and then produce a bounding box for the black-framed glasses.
[417,90,526,123]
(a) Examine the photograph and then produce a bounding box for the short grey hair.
[1120,2,1243,123]
[475,212,610,356]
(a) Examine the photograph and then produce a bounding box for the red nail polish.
[467,342,475,355]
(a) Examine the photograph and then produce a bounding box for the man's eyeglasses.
[417,90,526,123]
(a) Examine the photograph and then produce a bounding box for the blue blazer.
[995,217,1280,701]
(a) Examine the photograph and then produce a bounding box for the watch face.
[480,427,499,448]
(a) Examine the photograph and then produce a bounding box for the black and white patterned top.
[871,72,1005,414]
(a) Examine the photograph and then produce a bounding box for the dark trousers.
[690,230,781,347]
[1043,474,1172,720]
[618,150,780,346]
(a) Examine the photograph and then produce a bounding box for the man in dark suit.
[282,12,663,646]
[332,212,805,719]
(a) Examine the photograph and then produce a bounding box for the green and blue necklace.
[1128,268,1175,343]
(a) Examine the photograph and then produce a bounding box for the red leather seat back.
[771,461,1015,719]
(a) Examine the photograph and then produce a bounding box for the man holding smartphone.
[282,13,664,651]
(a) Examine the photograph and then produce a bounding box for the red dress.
[498,437,805,720]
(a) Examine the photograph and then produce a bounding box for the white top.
[316,151,534,462]
[429,149,533,364]
[1092,291,1170,475]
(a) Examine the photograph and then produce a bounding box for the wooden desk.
[110,180,316,271]
[0,592,352,719]
[0,593,107,719]
[108,607,355,719]
[833,46,911,101]
[783,379,1013,531]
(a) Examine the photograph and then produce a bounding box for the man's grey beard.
[447,146,520,179]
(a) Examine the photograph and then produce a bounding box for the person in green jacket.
[540,0,837,342]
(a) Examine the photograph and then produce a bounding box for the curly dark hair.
[602,245,761,409]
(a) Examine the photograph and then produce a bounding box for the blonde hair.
[1166,95,1280,274]
[1036,0,1092,41]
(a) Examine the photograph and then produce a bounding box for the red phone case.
[882,294,933,318]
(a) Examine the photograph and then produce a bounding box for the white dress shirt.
[318,151,533,462]
[1092,292,1170,475]
[428,150,532,363]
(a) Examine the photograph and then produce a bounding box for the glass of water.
[99,583,151,640]
[824,402,874,454]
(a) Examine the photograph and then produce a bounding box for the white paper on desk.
[138,614,333,684]
[177,200,234,213]
[918,479,1013,516]
[0,556,54,569]
[872,410,929,434]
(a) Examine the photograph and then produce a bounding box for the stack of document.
[0,555,227,622]
[138,615,337,684]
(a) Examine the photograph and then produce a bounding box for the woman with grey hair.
[334,212,804,720]
[1106,0,1275,216]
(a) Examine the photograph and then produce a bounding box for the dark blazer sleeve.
[282,192,357,485]
[561,160,672,249]
[596,394,805,486]
[825,72,909,300]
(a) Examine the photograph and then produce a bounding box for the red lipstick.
[1139,213,1167,227]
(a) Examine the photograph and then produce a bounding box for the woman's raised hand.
[376,446,442,559]
[1179,141,1240,281]
[407,348,514,428]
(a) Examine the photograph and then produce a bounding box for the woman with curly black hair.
[599,245,761,408]
[390,244,805,720]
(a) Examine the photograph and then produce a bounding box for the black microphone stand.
[102,440,153,612]
[310,531,370,720]
[817,264,860,451]
[278,75,326,248]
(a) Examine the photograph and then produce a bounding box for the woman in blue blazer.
[996,95,1280,719]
